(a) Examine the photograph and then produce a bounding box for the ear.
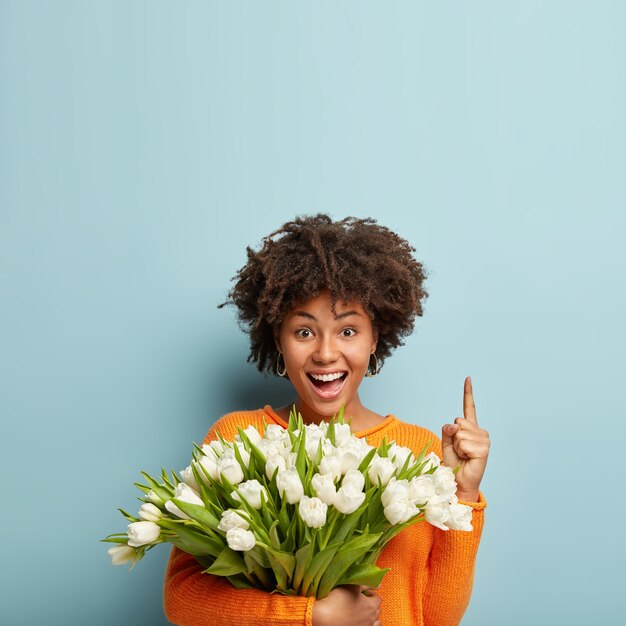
[274,330,282,353]
[371,328,378,353]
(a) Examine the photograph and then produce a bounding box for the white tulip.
[138,502,162,522]
[342,469,365,493]
[238,425,263,446]
[299,496,328,528]
[318,455,342,481]
[445,502,473,531]
[421,452,441,472]
[148,490,164,506]
[200,443,219,462]
[195,455,219,482]
[388,444,415,469]
[108,544,135,565]
[383,500,420,525]
[226,527,256,551]
[311,473,337,506]
[334,446,360,475]
[381,478,410,508]
[424,494,451,531]
[217,450,244,485]
[218,509,250,532]
[333,485,365,514]
[264,424,288,442]
[127,521,160,547]
[265,452,287,480]
[305,436,325,463]
[235,442,251,468]
[203,439,226,458]
[334,423,352,447]
[368,455,395,486]
[409,475,436,504]
[165,483,204,519]
[232,479,267,509]
[276,468,304,504]
[432,466,457,497]
[180,464,200,492]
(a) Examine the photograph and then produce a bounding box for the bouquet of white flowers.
[104,407,472,598]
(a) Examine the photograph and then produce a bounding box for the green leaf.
[237,427,268,470]
[170,498,220,532]
[267,549,296,579]
[227,574,255,589]
[244,551,274,589]
[295,428,307,478]
[101,534,130,544]
[204,546,247,576]
[118,508,139,523]
[293,543,311,593]
[269,520,282,551]
[164,523,224,557]
[358,447,377,473]
[337,563,390,588]
[301,542,341,597]
[316,533,383,599]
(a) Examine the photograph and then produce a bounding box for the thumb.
[441,423,459,449]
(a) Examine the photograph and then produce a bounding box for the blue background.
[2,1,625,624]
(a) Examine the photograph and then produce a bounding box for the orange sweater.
[164,406,486,626]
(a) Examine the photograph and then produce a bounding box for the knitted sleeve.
[163,411,316,626]
[422,437,487,626]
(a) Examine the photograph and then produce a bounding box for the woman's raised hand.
[312,585,382,626]
[441,377,490,502]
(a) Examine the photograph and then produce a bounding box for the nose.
[312,334,340,364]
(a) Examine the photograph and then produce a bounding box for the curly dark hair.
[218,214,429,375]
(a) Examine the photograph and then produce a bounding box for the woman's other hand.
[441,377,491,502]
[312,585,382,626]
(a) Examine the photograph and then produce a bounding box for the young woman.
[164,214,490,626]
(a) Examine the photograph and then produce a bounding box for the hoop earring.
[365,352,379,377]
[276,352,287,377]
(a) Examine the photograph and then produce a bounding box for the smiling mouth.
[306,372,348,397]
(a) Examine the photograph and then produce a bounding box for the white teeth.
[310,372,345,382]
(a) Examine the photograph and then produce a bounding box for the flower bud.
[333,485,365,514]
[127,521,160,547]
[424,494,451,531]
[383,500,419,525]
[381,478,410,508]
[108,543,135,565]
[341,469,365,493]
[445,502,473,531]
[165,483,204,520]
[218,509,250,532]
[217,450,244,485]
[409,475,436,504]
[368,455,395,486]
[226,527,256,551]
[138,502,162,522]
[180,464,200,492]
[298,496,328,528]
[148,490,164,506]
[276,468,304,504]
[311,473,337,506]
[232,479,267,509]
[432,466,457,498]
[318,455,342,482]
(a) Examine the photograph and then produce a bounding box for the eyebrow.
[292,310,362,321]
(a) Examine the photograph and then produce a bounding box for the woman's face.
[276,290,377,422]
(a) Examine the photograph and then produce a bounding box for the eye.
[341,327,357,338]
[295,328,313,338]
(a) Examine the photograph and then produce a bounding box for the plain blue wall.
[2,1,625,624]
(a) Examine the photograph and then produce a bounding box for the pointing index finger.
[463,376,478,424]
